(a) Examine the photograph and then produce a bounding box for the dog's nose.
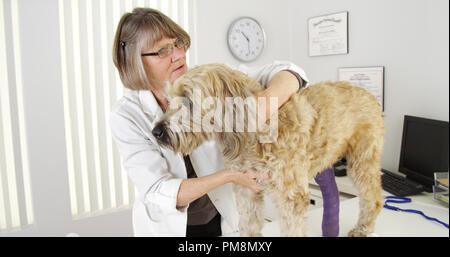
[152,124,165,139]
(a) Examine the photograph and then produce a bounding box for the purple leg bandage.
[314,167,340,237]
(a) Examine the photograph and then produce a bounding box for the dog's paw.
[348,226,371,237]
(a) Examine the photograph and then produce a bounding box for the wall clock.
[227,17,265,62]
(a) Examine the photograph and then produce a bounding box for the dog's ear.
[217,132,243,161]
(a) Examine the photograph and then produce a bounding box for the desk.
[224,176,448,237]
[260,191,449,237]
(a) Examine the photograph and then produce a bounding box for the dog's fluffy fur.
[155,63,385,237]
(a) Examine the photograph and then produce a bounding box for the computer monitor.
[398,115,449,192]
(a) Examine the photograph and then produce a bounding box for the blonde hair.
[112,8,190,90]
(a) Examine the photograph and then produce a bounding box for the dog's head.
[152,63,267,158]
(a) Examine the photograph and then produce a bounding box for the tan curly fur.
[156,63,385,237]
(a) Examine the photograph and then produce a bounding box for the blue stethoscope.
[383,196,449,229]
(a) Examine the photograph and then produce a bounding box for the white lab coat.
[109,60,308,236]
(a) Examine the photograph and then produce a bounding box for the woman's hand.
[228,169,270,193]
[176,168,269,207]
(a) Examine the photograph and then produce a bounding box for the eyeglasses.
[141,38,187,58]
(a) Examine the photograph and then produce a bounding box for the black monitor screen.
[399,115,449,191]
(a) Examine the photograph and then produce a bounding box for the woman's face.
[141,37,187,90]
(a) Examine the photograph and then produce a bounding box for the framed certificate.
[308,11,348,57]
[338,66,385,111]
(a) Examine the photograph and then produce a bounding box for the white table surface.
[258,193,449,237]
[224,175,449,237]
[226,192,448,236]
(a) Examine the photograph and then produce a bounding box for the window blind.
[58,0,190,218]
[0,0,34,232]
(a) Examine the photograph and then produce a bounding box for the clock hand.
[241,31,250,42]
[241,32,251,54]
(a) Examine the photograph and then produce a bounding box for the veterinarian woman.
[110,8,332,237]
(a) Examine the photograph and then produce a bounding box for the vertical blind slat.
[77,0,96,213]
[99,0,117,210]
[105,0,123,208]
[10,0,31,229]
[96,0,112,211]
[59,0,79,217]
[85,0,103,213]
[0,0,34,232]
[0,117,12,230]
[65,0,86,216]
[0,0,14,231]
[72,0,93,214]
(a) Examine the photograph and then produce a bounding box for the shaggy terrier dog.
[152,63,385,237]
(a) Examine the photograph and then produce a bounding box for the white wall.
[193,0,449,172]
[192,0,293,66]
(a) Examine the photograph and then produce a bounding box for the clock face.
[227,17,265,62]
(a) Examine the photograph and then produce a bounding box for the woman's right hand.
[227,169,270,193]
